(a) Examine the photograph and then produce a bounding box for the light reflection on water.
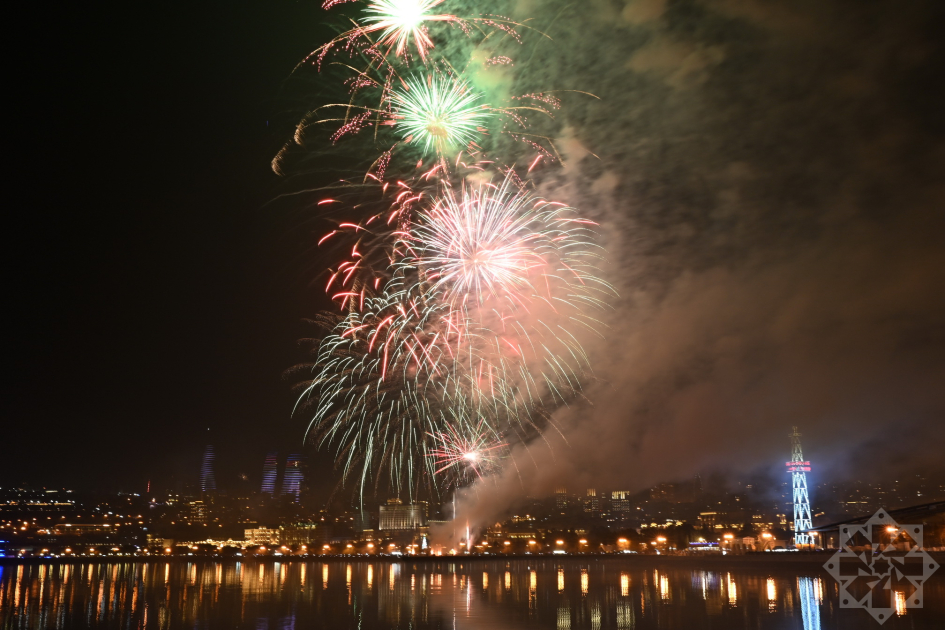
[0,559,942,629]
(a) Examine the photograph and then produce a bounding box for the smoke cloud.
[451,0,945,529]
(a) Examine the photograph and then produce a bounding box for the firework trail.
[290,282,524,497]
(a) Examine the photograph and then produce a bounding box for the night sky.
[6,1,329,491]
[5,0,944,504]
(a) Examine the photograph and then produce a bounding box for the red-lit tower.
[786,427,812,546]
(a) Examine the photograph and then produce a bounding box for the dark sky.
[5,0,944,505]
[5,1,329,491]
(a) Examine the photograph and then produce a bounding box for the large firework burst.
[391,73,492,155]
[360,0,454,59]
[293,173,611,496]
[398,173,611,322]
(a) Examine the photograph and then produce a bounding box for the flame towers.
[282,454,304,502]
[200,445,216,492]
[261,452,279,495]
[786,427,813,547]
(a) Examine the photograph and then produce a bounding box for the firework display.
[360,0,454,60]
[390,74,491,154]
[284,0,611,500]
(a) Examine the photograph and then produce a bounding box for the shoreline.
[4,551,942,569]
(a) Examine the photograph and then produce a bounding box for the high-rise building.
[280,522,318,545]
[611,490,631,513]
[261,452,279,495]
[555,487,568,509]
[282,454,304,501]
[379,498,426,531]
[200,445,216,492]
[189,500,208,524]
[584,489,600,514]
[786,427,813,546]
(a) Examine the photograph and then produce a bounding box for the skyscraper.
[282,454,304,501]
[200,445,216,492]
[786,427,813,546]
[555,487,568,510]
[261,452,279,495]
[379,498,426,531]
[611,490,631,513]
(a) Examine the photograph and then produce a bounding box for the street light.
[760,532,773,551]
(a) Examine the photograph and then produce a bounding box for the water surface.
[1,558,942,628]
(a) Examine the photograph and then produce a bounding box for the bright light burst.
[360,0,453,59]
[391,74,491,154]
[428,420,507,481]
[399,173,609,313]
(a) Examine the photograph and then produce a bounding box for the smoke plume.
[451,0,945,529]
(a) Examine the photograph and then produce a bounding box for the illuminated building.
[584,489,600,515]
[281,454,303,501]
[189,500,207,524]
[611,491,631,513]
[244,527,280,545]
[555,487,567,509]
[379,499,426,531]
[786,427,813,546]
[261,452,279,495]
[200,445,216,493]
[279,522,319,545]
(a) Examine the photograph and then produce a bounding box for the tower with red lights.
[786,427,812,546]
